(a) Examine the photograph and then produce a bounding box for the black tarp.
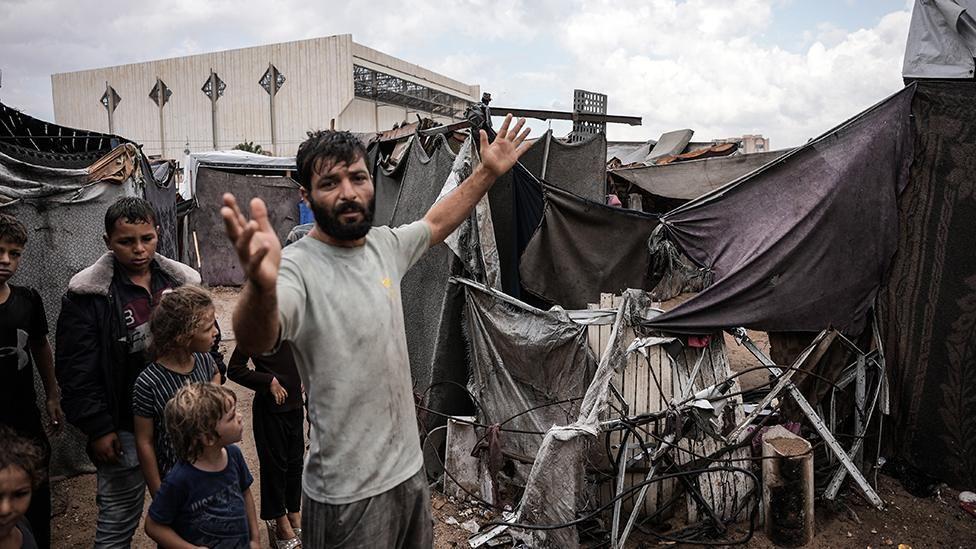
[188,168,300,285]
[878,82,976,488]
[519,184,660,309]
[145,160,177,260]
[644,86,915,334]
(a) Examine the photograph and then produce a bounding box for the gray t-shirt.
[277,221,431,504]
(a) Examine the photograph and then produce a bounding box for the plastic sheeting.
[0,149,139,478]
[462,281,596,488]
[391,136,465,411]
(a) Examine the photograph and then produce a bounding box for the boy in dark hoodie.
[55,197,205,548]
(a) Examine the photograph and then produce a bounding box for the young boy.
[0,212,63,548]
[145,382,259,549]
[55,197,206,547]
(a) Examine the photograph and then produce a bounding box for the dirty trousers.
[301,467,433,548]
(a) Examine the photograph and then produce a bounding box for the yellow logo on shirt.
[381,277,392,289]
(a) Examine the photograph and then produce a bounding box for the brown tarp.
[644,86,915,334]
[878,81,976,488]
[519,184,659,309]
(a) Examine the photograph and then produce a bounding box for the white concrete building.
[51,34,480,157]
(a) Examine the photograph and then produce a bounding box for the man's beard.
[310,196,375,241]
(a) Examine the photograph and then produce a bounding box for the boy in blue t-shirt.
[145,382,258,549]
[0,213,63,548]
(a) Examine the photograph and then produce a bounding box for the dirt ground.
[49,287,976,548]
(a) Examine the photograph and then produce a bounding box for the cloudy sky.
[0,0,914,148]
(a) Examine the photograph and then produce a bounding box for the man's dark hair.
[0,212,28,246]
[104,196,157,235]
[295,130,368,191]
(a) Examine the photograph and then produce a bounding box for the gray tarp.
[390,136,462,406]
[0,150,138,477]
[644,86,915,334]
[609,149,789,201]
[187,168,300,285]
[519,184,660,309]
[903,0,976,78]
[463,281,596,489]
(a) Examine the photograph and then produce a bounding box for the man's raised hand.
[479,114,532,177]
[221,193,282,292]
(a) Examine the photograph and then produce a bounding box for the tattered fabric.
[645,85,916,334]
[519,184,660,309]
[879,81,976,488]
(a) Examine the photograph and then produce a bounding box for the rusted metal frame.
[727,328,884,508]
[725,330,832,443]
[823,348,885,500]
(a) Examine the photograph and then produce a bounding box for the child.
[227,344,304,547]
[0,212,62,549]
[0,425,45,549]
[133,285,220,497]
[145,382,259,549]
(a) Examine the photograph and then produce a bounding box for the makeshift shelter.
[181,151,301,285]
[609,149,789,213]
[0,102,171,476]
[637,82,975,489]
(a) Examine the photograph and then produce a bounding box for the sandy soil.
[49,287,976,548]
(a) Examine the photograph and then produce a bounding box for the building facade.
[51,34,480,157]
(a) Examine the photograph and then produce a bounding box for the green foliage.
[233,141,265,154]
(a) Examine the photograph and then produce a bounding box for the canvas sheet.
[645,85,916,334]
[610,149,788,204]
[519,184,660,309]
[878,81,976,488]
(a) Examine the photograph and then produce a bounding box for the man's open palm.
[221,193,282,291]
[479,114,532,177]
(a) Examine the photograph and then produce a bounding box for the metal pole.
[210,69,218,150]
[157,77,166,158]
[729,328,884,508]
[268,63,277,155]
[105,81,115,134]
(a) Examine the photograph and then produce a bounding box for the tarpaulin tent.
[181,151,300,286]
[0,103,171,477]
[637,82,975,488]
[644,85,915,335]
[519,184,660,309]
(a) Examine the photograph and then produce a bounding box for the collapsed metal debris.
[417,279,891,548]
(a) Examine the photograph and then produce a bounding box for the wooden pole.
[762,426,814,547]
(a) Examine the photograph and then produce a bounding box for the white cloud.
[0,0,912,148]
[552,1,911,146]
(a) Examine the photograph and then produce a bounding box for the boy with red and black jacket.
[55,197,221,548]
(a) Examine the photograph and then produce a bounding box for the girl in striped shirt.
[133,285,221,497]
